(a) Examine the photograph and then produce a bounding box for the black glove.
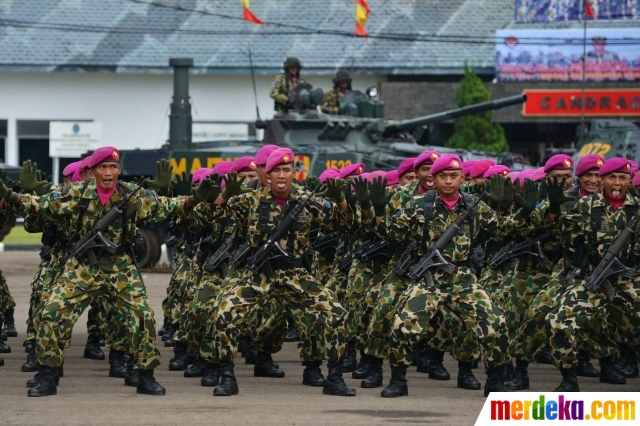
[369,176,391,217]
[0,178,19,204]
[544,175,575,215]
[148,159,173,194]
[316,178,346,203]
[500,178,515,212]
[188,177,220,206]
[484,175,505,209]
[221,172,252,200]
[18,160,48,194]
[352,176,370,209]
[303,175,321,192]
[515,178,539,214]
[205,174,222,202]
[172,172,193,197]
[33,171,53,196]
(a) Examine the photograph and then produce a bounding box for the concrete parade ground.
[0,251,638,425]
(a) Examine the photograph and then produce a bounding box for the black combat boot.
[484,366,514,397]
[124,355,140,387]
[537,346,553,364]
[599,356,626,384]
[244,347,258,364]
[428,349,450,380]
[185,356,208,378]
[213,363,239,396]
[381,365,408,397]
[109,349,127,378]
[352,351,372,379]
[201,362,220,387]
[457,361,481,390]
[341,340,357,373]
[21,339,38,372]
[501,360,515,381]
[254,351,285,378]
[0,357,3,366]
[622,351,639,378]
[169,341,189,371]
[284,317,300,342]
[554,366,580,392]
[323,361,356,396]
[411,343,422,366]
[416,345,431,373]
[27,366,58,397]
[361,356,384,388]
[187,348,197,365]
[506,359,530,390]
[137,369,166,395]
[302,361,326,387]
[576,349,599,377]
[3,308,17,337]
[161,323,176,341]
[158,317,170,336]
[0,338,10,354]
[238,335,250,356]
[23,339,32,349]
[26,368,61,388]
[98,336,106,347]
[83,334,105,360]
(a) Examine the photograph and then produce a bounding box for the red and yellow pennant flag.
[241,0,263,25]
[355,0,370,37]
[585,0,597,19]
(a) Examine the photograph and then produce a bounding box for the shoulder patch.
[51,191,59,199]
[325,200,331,208]
[536,203,542,209]
[273,82,278,88]
[396,210,402,217]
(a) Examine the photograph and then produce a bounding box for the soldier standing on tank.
[270,57,304,113]
[321,69,352,115]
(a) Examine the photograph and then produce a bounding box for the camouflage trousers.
[208,267,348,364]
[197,267,287,363]
[478,265,511,306]
[0,269,15,322]
[27,259,49,341]
[388,267,509,369]
[167,250,192,324]
[363,271,481,360]
[37,258,161,370]
[325,258,350,304]
[546,276,640,369]
[344,259,378,343]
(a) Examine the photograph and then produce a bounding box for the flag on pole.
[355,0,370,37]
[241,0,263,25]
[585,0,596,19]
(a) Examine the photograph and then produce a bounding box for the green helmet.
[283,57,302,70]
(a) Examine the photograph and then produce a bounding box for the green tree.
[446,63,509,153]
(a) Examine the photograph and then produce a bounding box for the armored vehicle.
[573,119,640,164]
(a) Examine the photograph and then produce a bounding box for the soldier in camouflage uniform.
[544,157,640,391]
[321,69,352,115]
[0,147,215,397]
[0,203,9,365]
[270,57,304,113]
[364,154,539,397]
[203,147,356,397]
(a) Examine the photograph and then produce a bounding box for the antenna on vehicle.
[248,43,262,123]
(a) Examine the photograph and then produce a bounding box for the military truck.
[573,119,640,164]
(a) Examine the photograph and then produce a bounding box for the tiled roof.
[0,0,633,74]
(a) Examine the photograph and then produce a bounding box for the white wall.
[0,72,384,165]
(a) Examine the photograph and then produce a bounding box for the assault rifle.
[204,230,237,277]
[585,214,640,297]
[313,230,340,252]
[246,184,322,274]
[56,179,147,274]
[393,240,418,277]
[408,194,485,282]
[230,241,251,269]
[487,233,553,270]
[355,239,390,262]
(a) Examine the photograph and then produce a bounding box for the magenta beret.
[398,158,417,178]
[414,150,441,169]
[462,160,477,175]
[633,171,640,186]
[430,155,463,176]
[265,148,295,174]
[575,154,605,177]
[385,170,399,186]
[470,160,496,179]
[231,156,257,174]
[254,144,280,166]
[212,161,234,175]
[531,168,546,182]
[79,155,92,172]
[89,146,120,168]
[544,154,573,173]
[506,171,520,181]
[631,161,638,176]
[339,163,365,179]
[319,168,340,183]
[483,165,510,179]
[514,169,534,185]
[63,161,81,177]
[191,168,206,183]
[599,157,633,176]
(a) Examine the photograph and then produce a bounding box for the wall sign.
[522,89,640,117]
